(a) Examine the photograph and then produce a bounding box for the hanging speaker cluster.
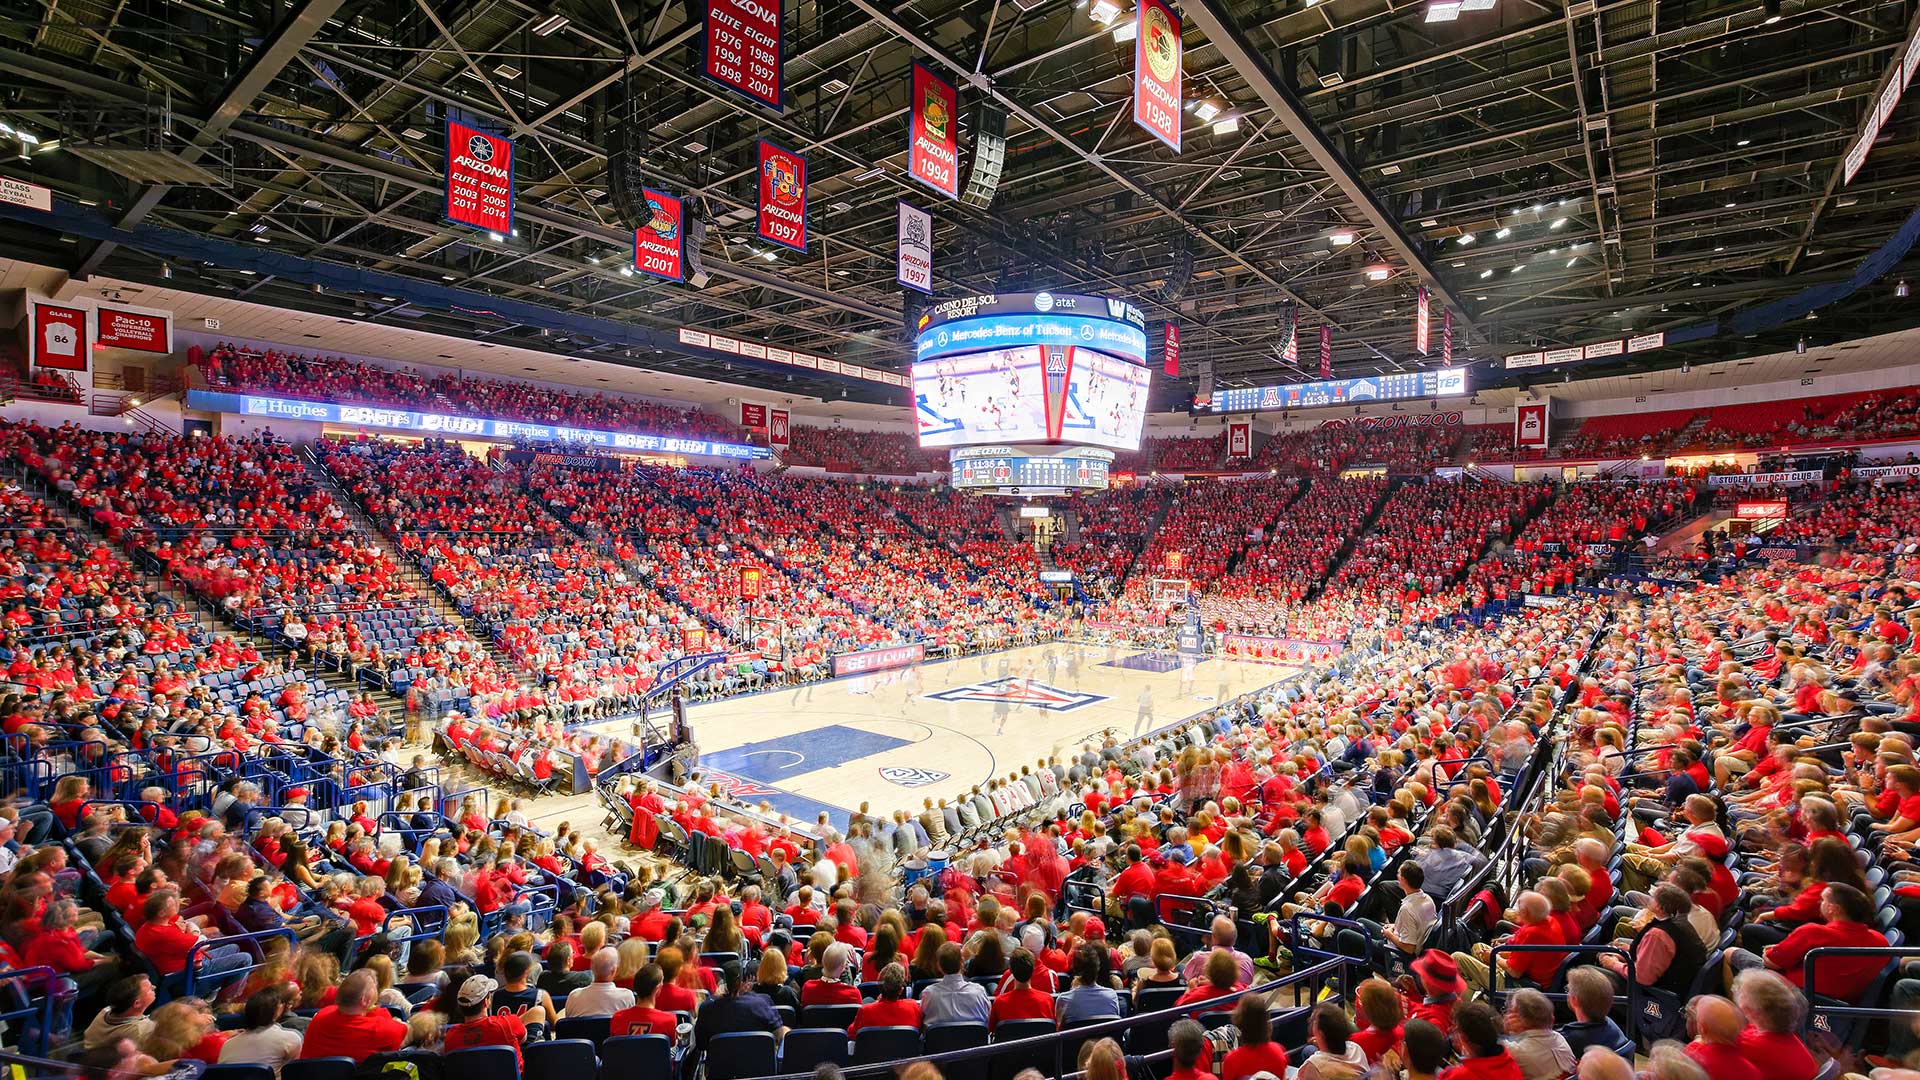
[604,76,649,232]
[960,103,1008,208]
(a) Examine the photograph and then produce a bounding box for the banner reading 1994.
[704,0,783,111]
[444,120,515,234]
[757,140,808,252]
[1133,0,1182,152]
[908,63,960,199]
[632,189,686,282]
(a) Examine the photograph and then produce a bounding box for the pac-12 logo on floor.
[880,766,950,788]
[929,677,1108,712]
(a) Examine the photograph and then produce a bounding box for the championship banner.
[768,407,791,448]
[1317,325,1332,379]
[908,64,959,198]
[1227,421,1251,458]
[740,566,764,599]
[94,305,172,353]
[632,188,686,282]
[31,300,88,373]
[896,201,933,294]
[740,402,767,429]
[1441,308,1454,367]
[1282,310,1298,364]
[1514,402,1550,449]
[1163,322,1181,377]
[444,120,514,234]
[704,0,783,111]
[757,140,808,252]
[1415,287,1431,356]
[1132,0,1182,151]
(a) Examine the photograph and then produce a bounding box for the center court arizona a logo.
[929,677,1108,712]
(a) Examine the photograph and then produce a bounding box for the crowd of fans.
[781,428,944,476]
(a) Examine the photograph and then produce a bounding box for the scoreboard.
[1200,368,1468,414]
[950,445,1113,495]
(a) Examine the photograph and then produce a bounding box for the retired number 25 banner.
[757,141,808,252]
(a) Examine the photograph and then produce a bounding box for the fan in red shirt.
[1439,1001,1524,1080]
[988,951,1057,1032]
[1219,996,1294,1080]
[609,965,681,1044]
[847,966,922,1035]
[297,970,408,1062]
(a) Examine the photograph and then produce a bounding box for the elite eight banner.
[444,120,514,234]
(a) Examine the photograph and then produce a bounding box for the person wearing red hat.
[1401,950,1464,1037]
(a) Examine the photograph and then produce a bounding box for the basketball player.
[1134,685,1154,735]
[1179,652,1196,698]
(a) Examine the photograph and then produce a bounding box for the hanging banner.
[704,0,783,111]
[1163,322,1181,377]
[1282,309,1298,364]
[1441,308,1454,367]
[632,188,686,282]
[94,305,172,353]
[31,300,89,374]
[768,407,791,447]
[896,201,934,294]
[1227,421,1252,458]
[1514,402,1550,449]
[908,63,960,199]
[444,120,515,234]
[740,402,767,429]
[1132,0,1183,151]
[1415,287,1431,355]
[1317,325,1332,379]
[757,140,808,252]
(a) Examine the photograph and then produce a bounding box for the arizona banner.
[740,402,767,429]
[631,188,686,281]
[1416,286,1431,355]
[703,0,783,111]
[1227,421,1251,458]
[444,120,514,234]
[1282,309,1298,364]
[768,407,791,447]
[1318,325,1332,379]
[1133,0,1182,151]
[908,63,960,199]
[757,140,808,252]
[1441,308,1454,367]
[1163,322,1180,377]
[31,300,88,373]
[94,305,172,353]
[896,201,933,294]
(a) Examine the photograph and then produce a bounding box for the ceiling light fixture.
[1480,269,1494,279]
[1736,138,1752,147]
[1425,0,1463,22]
[1495,227,1511,239]
[1329,231,1356,246]
[1111,18,1136,42]
[1089,0,1123,24]
[1897,279,1912,299]
[1211,115,1241,136]
[1457,233,1476,245]
[1192,99,1222,123]
[531,13,570,35]
[1549,217,1567,229]
[1762,0,1781,23]
[1365,264,1391,280]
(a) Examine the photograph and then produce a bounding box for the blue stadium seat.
[283,1057,357,1080]
[523,1039,597,1080]
[924,1022,989,1055]
[600,1035,672,1079]
[554,1015,611,1048]
[852,1026,922,1066]
[447,1045,520,1080]
[779,1028,851,1072]
[704,1031,778,1080]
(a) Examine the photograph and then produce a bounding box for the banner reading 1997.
[632,189,686,282]
[909,63,960,199]
[757,140,808,252]
[1133,0,1182,152]
[444,120,515,234]
[704,0,783,111]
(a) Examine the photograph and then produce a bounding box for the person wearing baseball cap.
[444,972,542,1070]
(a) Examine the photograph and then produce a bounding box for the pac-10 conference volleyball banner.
[908,64,960,199]
[704,0,783,110]
[1133,0,1182,151]
[444,120,515,234]
[757,140,808,252]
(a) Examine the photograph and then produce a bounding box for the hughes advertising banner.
[1227,421,1251,458]
[768,407,791,448]
[31,300,88,373]
[94,305,172,353]
[1163,322,1180,377]
[1133,0,1182,151]
[908,64,959,199]
[740,402,767,429]
[757,140,808,252]
[632,189,686,282]
[1514,402,1550,449]
[704,0,783,111]
[444,120,515,234]
[896,201,933,294]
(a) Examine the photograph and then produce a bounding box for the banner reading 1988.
[757,140,808,252]
[632,189,686,282]
[444,120,514,234]
[1133,0,1182,152]
[704,0,783,111]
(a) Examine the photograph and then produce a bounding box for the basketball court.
[583,640,1300,829]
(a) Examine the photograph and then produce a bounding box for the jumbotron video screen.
[911,292,1152,453]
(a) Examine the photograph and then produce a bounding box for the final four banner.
[704,0,783,111]
[631,188,686,282]
[908,64,960,199]
[444,120,515,234]
[1442,309,1454,367]
[1132,0,1182,151]
[757,140,808,252]
[1227,421,1251,458]
[1416,287,1431,355]
[1318,325,1332,379]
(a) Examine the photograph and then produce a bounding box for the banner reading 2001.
[757,140,808,252]
[704,0,783,111]
[908,63,959,199]
[1133,0,1182,152]
[444,120,514,234]
[632,189,686,282]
